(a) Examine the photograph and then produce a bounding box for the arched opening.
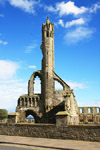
[54,80,64,90]
[88,108,91,113]
[34,76,41,94]
[97,108,100,113]
[25,110,40,123]
[80,108,83,113]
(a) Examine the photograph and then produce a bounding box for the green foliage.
[0,109,8,120]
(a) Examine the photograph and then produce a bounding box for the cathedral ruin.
[16,17,100,125]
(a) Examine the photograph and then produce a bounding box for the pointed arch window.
[34,76,41,94]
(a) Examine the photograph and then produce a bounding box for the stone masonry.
[79,107,100,124]
[16,17,79,125]
[0,123,100,142]
[16,17,100,125]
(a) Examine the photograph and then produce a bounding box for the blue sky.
[0,0,100,113]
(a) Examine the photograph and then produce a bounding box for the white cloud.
[66,81,87,89]
[44,1,99,45]
[45,1,100,17]
[57,18,85,28]
[0,60,20,79]
[45,1,88,16]
[0,60,27,112]
[65,18,85,28]
[64,27,95,44]
[9,0,38,14]
[90,3,100,13]
[0,40,8,45]
[25,41,37,53]
[44,5,56,12]
[56,1,88,16]
[28,65,36,69]
[0,79,27,113]
[58,19,64,27]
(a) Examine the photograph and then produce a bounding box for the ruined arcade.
[16,17,100,125]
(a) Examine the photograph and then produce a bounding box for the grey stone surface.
[16,17,79,125]
[0,123,100,142]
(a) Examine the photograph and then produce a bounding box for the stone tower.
[16,17,79,125]
[41,17,55,111]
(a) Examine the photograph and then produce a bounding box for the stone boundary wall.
[0,123,100,142]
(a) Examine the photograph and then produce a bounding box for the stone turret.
[41,17,55,111]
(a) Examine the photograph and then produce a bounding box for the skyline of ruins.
[0,0,100,113]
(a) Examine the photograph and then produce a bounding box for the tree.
[0,109,8,120]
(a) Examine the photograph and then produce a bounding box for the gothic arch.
[33,71,42,80]
[28,70,42,96]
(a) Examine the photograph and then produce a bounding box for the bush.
[0,109,8,120]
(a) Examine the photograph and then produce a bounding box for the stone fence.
[0,123,100,142]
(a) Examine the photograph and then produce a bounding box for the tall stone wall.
[0,123,100,142]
